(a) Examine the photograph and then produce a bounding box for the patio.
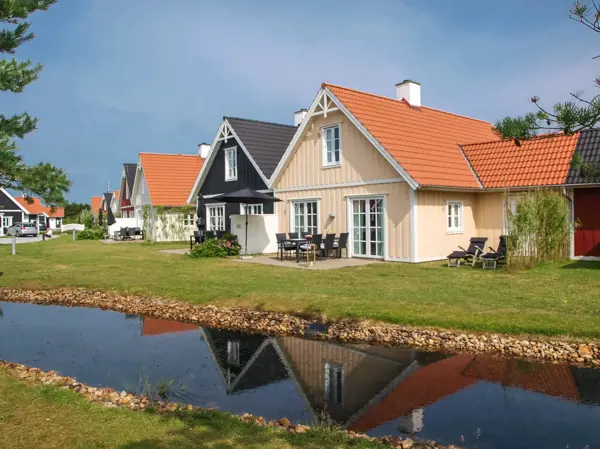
[233,255,381,270]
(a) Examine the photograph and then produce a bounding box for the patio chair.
[447,237,487,267]
[481,236,507,270]
[276,233,295,260]
[300,234,322,260]
[334,233,349,258]
[321,234,337,258]
[288,232,299,239]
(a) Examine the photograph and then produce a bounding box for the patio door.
[351,197,384,258]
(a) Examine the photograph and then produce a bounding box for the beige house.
[270,81,504,262]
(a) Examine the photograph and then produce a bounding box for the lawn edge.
[1,286,599,367]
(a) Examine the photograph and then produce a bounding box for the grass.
[1,237,600,338]
[0,368,385,449]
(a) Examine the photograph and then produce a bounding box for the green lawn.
[0,368,384,449]
[1,237,599,338]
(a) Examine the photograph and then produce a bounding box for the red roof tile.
[462,133,579,188]
[325,84,500,188]
[142,318,198,336]
[91,196,102,214]
[44,206,64,218]
[14,197,47,215]
[139,153,204,206]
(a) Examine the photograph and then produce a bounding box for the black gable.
[567,129,600,184]
[0,188,25,212]
[123,163,137,197]
[226,117,297,179]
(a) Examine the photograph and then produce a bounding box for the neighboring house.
[118,163,137,218]
[0,188,30,236]
[43,206,64,230]
[100,190,119,216]
[130,152,204,242]
[187,117,297,234]
[270,81,600,262]
[90,195,102,219]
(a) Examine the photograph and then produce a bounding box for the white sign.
[61,224,85,232]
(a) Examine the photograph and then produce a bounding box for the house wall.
[416,190,504,261]
[574,187,600,257]
[0,189,25,235]
[140,208,196,242]
[273,110,411,260]
[275,183,411,260]
[231,214,278,254]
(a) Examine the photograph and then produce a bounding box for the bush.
[76,227,105,241]
[189,237,241,258]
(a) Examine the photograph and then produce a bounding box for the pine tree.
[0,0,70,205]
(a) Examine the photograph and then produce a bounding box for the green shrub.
[189,237,241,258]
[76,227,105,241]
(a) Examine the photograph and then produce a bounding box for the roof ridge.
[460,131,576,148]
[139,152,201,157]
[323,82,493,126]
[224,116,296,128]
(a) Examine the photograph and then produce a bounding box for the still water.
[1,301,599,449]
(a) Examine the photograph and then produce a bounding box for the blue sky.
[2,0,597,202]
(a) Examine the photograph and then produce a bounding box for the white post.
[12,235,16,256]
[73,229,76,241]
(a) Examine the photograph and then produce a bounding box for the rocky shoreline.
[1,287,599,367]
[0,360,446,449]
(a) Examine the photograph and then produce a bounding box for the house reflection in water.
[138,317,600,438]
[140,317,199,336]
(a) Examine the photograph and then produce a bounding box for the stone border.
[0,360,441,449]
[0,287,599,367]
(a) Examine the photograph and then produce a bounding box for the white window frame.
[183,213,196,226]
[224,147,238,182]
[322,124,341,168]
[290,199,320,235]
[240,204,263,215]
[1,215,12,235]
[446,201,463,234]
[227,340,240,366]
[206,204,226,231]
[324,362,344,405]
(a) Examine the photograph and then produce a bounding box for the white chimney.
[294,109,308,126]
[198,143,211,158]
[395,80,421,107]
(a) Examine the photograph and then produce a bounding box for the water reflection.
[1,301,600,449]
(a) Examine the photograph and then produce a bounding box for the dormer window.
[225,147,238,181]
[322,124,341,167]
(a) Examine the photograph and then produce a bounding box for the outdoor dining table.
[285,238,308,263]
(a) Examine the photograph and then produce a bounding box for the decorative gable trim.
[186,119,270,203]
[0,188,31,214]
[269,87,420,190]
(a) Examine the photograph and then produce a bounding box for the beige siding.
[416,190,505,261]
[276,111,399,190]
[275,182,411,260]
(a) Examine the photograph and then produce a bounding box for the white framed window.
[324,362,343,405]
[447,201,463,233]
[1,216,12,230]
[322,124,341,167]
[240,204,263,215]
[224,147,238,181]
[183,214,196,226]
[291,200,319,235]
[207,204,225,231]
[227,340,240,366]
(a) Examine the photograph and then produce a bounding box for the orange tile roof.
[113,190,119,201]
[91,196,102,214]
[44,206,64,218]
[14,197,47,214]
[462,133,579,188]
[139,153,204,206]
[325,84,500,188]
[142,318,198,336]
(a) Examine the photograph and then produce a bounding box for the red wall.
[574,187,600,257]
[120,184,133,217]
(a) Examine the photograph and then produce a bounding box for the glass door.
[351,198,384,258]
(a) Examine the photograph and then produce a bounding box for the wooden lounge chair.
[481,236,507,270]
[447,237,488,267]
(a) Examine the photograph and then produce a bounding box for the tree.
[0,0,70,206]
[495,1,600,179]
[64,201,90,221]
[98,209,103,226]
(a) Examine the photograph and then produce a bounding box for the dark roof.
[226,117,297,179]
[123,163,137,197]
[567,129,600,184]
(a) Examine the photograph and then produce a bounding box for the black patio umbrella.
[104,192,117,226]
[212,188,281,256]
[195,193,206,243]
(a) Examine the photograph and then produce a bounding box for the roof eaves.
[457,144,484,188]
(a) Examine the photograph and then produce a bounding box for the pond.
[1,301,600,449]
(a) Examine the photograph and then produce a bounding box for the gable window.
[225,147,238,181]
[183,214,196,226]
[240,204,263,215]
[207,204,225,231]
[322,125,341,167]
[447,201,463,233]
[291,200,318,235]
[227,340,240,366]
[324,362,343,404]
